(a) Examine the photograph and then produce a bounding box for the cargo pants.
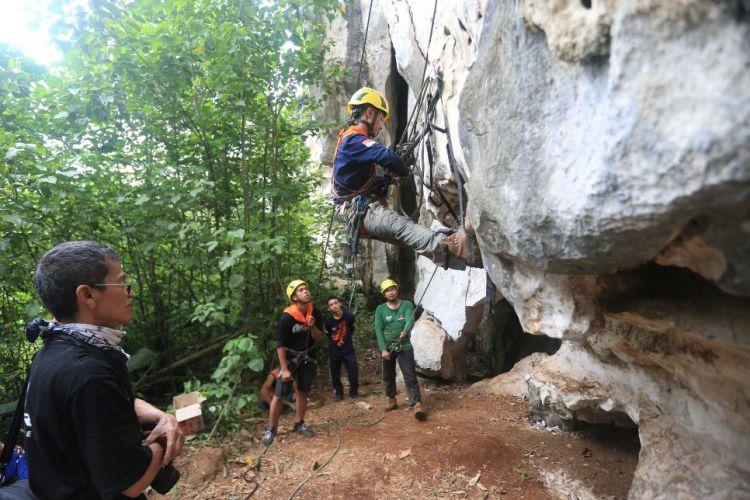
[361,201,447,264]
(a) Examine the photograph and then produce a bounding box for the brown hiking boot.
[384,397,397,412]
[412,401,427,421]
[443,230,468,260]
[442,229,483,268]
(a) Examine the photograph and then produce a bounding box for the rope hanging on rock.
[391,0,468,230]
[356,0,375,88]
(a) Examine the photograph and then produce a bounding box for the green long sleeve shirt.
[374,300,415,351]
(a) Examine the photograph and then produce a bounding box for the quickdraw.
[340,194,370,273]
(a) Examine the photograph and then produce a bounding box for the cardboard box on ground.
[173,391,206,435]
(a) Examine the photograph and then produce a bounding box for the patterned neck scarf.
[26,318,130,360]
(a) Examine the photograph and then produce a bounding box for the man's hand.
[144,412,184,466]
[399,332,407,340]
[306,316,315,327]
[280,368,293,382]
[381,349,391,360]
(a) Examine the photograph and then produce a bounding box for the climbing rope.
[397,0,440,151]
[314,205,336,296]
[387,0,472,229]
[287,432,341,500]
[396,71,462,226]
[356,0,375,88]
[316,0,377,306]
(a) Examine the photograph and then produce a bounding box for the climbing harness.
[286,347,314,366]
[386,340,402,356]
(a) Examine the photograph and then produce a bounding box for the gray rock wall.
[318,1,750,497]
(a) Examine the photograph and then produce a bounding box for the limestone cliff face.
[316,1,750,497]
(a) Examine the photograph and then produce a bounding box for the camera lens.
[151,464,180,494]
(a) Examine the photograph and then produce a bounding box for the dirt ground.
[154,349,639,499]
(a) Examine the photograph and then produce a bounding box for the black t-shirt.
[276,305,323,353]
[24,336,152,500]
[324,312,356,355]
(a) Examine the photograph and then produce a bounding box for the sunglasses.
[92,283,133,294]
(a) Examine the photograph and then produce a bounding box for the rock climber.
[324,295,359,400]
[332,87,481,269]
[261,280,324,446]
[374,278,426,420]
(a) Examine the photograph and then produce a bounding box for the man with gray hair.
[21,241,184,499]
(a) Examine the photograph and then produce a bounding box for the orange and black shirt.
[324,311,356,355]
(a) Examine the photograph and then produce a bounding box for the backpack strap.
[1,363,31,485]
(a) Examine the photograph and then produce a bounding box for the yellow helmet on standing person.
[286,279,308,302]
[379,278,398,295]
[347,87,390,121]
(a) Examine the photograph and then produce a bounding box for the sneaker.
[412,401,427,421]
[333,392,344,401]
[349,392,359,399]
[293,421,315,437]
[261,428,276,446]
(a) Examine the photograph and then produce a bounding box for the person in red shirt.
[258,368,296,411]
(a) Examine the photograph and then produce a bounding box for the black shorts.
[275,357,316,396]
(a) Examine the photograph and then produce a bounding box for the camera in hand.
[151,463,180,494]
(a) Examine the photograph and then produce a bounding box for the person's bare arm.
[310,325,324,342]
[134,398,184,465]
[121,442,164,497]
[307,315,324,342]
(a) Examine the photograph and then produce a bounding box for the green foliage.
[0,0,344,432]
[514,466,534,482]
[182,333,265,434]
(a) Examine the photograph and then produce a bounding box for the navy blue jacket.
[332,128,409,202]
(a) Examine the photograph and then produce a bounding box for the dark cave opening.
[388,47,418,298]
[469,298,562,379]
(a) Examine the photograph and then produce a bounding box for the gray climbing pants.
[362,201,445,262]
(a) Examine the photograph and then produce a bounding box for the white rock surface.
[410,315,445,373]
[413,255,485,341]
[406,256,485,380]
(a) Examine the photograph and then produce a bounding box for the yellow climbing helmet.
[379,278,398,295]
[347,87,390,121]
[286,279,308,302]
